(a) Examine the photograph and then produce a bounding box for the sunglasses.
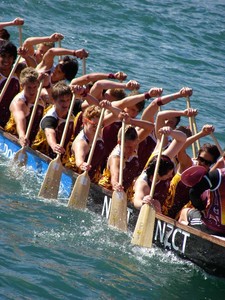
[197,156,213,166]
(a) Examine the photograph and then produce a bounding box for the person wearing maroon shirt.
[0,41,20,127]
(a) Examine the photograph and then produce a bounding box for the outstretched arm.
[0,17,24,30]
[22,32,64,57]
[155,127,187,160]
[90,79,140,100]
[70,71,127,86]
[113,87,163,110]
[142,87,192,123]
[36,47,89,72]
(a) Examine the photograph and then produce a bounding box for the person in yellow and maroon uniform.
[162,125,220,219]
[32,81,77,164]
[67,101,123,184]
[99,125,140,193]
[5,67,48,147]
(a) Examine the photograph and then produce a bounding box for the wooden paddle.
[82,58,86,75]
[211,132,223,156]
[14,80,44,166]
[0,55,21,103]
[58,40,62,62]
[18,25,22,47]
[68,107,105,209]
[186,96,200,155]
[186,96,196,157]
[38,94,76,199]
[108,120,127,232]
[131,134,165,248]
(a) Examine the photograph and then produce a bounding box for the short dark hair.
[52,81,72,100]
[146,155,174,177]
[136,100,145,113]
[175,116,181,127]
[0,41,17,62]
[198,143,220,164]
[0,29,10,40]
[61,56,78,81]
[117,125,138,142]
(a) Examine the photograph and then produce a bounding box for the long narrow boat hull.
[1,128,225,277]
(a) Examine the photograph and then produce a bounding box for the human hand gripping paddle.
[82,58,86,75]
[38,94,76,199]
[108,119,127,232]
[131,134,165,248]
[186,95,200,155]
[68,107,105,209]
[14,80,44,166]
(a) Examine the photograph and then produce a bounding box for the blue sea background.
[1,0,225,299]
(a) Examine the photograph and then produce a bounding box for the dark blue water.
[1,1,225,298]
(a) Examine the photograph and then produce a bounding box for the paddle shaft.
[131,134,165,247]
[186,97,199,156]
[68,107,105,208]
[150,134,165,197]
[0,55,21,103]
[82,58,86,75]
[59,94,76,148]
[119,120,125,185]
[25,81,44,140]
[18,26,22,46]
[58,40,62,62]
[211,133,223,156]
[38,94,76,199]
[86,107,105,166]
[108,120,127,231]
[14,80,44,165]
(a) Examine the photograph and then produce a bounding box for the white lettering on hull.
[154,219,190,254]
[102,195,133,223]
[1,143,14,158]
[101,196,190,254]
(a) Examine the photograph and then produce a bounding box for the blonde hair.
[83,105,101,120]
[20,67,39,86]
[109,88,126,100]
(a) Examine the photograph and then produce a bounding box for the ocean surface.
[1,0,225,299]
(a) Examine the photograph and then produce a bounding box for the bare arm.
[90,79,140,100]
[108,155,121,191]
[37,47,89,72]
[129,118,155,142]
[10,99,27,146]
[142,87,192,123]
[22,33,64,56]
[44,128,65,154]
[155,108,198,140]
[113,87,163,110]
[72,138,91,171]
[133,177,150,209]
[70,71,127,86]
[70,85,99,109]
[0,18,24,30]
[158,127,187,160]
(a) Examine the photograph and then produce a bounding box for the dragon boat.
[1,127,225,277]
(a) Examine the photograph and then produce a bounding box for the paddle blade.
[108,190,127,232]
[68,172,90,209]
[131,204,156,248]
[38,157,63,199]
[14,148,27,167]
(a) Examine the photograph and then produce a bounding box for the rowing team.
[0,22,225,237]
